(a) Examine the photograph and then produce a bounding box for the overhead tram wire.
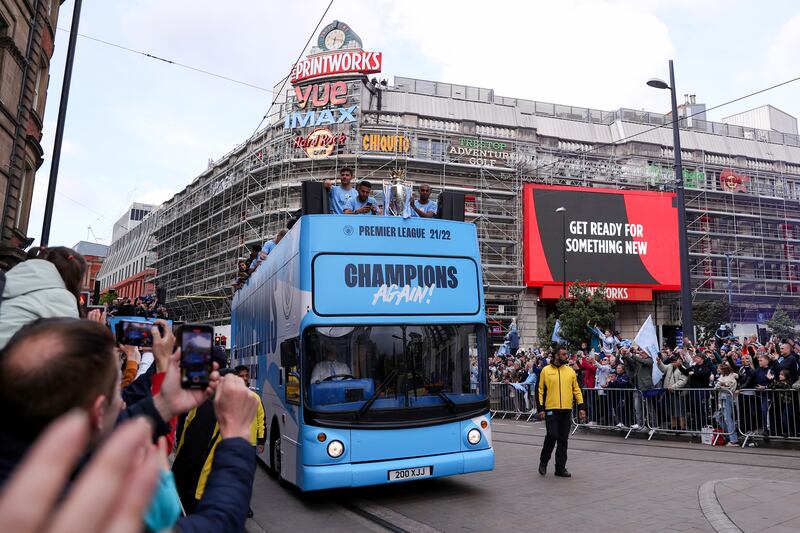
[524,73,800,179]
[247,0,335,140]
[55,27,274,93]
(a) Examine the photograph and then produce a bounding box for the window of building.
[14,162,34,232]
[32,67,42,112]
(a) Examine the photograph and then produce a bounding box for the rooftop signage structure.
[290,20,382,84]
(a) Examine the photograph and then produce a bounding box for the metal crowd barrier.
[570,388,642,439]
[489,382,537,421]
[491,383,800,448]
[736,388,800,447]
[642,388,736,445]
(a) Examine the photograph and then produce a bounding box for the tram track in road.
[492,421,800,459]
[339,499,443,533]
[491,424,800,471]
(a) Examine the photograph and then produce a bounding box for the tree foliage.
[765,309,797,341]
[539,283,616,350]
[99,292,116,305]
[692,299,730,344]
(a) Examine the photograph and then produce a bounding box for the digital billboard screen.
[523,184,680,291]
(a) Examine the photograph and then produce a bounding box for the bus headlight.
[467,428,482,445]
[327,440,345,458]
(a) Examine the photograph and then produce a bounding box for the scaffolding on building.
[150,76,800,329]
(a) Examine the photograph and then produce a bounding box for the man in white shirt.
[310,347,352,383]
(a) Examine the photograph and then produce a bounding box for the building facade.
[96,207,158,299]
[112,202,155,244]
[0,0,63,269]
[146,23,800,343]
[72,239,107,294]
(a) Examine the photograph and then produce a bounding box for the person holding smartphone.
[344,180,380,215]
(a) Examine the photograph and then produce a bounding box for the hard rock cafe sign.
[292,128,347,159]
[720,169,749,192]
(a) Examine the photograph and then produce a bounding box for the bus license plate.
[387,466,432,481]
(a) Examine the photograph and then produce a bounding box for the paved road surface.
[248,420,800,533]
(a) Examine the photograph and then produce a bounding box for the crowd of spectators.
[0,246,261,531]
[491,327,800,444]
[106,293,169,319]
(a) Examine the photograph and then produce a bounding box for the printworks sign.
[448,137,513,167]
[291,51,382,84]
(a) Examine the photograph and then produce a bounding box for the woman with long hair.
[0,246,87,349]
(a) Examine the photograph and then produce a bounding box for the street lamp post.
[647,60,694,343]
[556,206,567,298]
[40,0,83,247]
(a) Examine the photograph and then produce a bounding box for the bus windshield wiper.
[412,370,456,413]
[357,369,398,418]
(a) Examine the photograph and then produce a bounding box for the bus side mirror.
[280,340,297,368]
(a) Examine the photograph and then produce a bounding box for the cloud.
[137,187,177,206]
[378,0,675,111]
[766,14,800,84]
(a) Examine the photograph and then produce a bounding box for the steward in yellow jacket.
[537,346,586,478]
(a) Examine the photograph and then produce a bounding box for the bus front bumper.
[299,447,494,491]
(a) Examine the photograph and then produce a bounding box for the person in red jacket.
[578,352,598,424]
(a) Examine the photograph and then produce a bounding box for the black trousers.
[539,409,572,470]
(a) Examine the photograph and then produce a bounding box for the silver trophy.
[384,169,412,217]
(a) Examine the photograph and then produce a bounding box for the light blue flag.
[551,319,565,344]
[634,315,663,385]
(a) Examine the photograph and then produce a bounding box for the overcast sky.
[27,0,800,248]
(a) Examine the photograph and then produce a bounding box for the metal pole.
[669,59,694,342]
[562,211,567,298]
[40,0,83,247]
[725,252,734,327]
[725,253,733,308]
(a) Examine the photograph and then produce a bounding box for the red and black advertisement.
[523,184,681,294]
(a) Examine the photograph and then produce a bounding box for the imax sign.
[283,105,358,129]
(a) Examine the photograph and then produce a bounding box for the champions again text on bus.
[344,263,458,289]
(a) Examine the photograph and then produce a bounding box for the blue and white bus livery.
[231,213,493,491]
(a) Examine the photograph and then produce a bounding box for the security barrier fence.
[489,384,800,447]
[489,383,537,422]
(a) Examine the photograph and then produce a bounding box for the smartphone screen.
[179,324,213,389]
[116,321,155,347]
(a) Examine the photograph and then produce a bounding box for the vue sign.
[294,81,348,110]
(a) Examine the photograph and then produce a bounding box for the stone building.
[0,0,63,269]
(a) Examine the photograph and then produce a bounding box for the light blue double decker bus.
[231,213,493,491]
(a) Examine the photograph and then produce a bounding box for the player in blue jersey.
[344,180,379,215]
[411,183,437,218]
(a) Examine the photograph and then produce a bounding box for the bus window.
[286,370,300,404]
[303,325,488,420]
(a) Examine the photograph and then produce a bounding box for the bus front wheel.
[270,431,281,479]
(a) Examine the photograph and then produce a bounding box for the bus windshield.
[303,324,487,423]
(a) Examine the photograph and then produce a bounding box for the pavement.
[247,419,800,533]
[703,478,800,533]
